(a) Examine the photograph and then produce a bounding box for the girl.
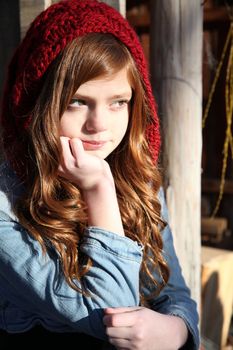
[0,0,199,349]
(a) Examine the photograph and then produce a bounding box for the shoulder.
[0,162,23,221]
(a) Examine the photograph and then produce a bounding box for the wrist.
[82,176,116,200]
[168,315,188,349]
[82,178,125,236]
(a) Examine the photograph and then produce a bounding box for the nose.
[85,107,108,133]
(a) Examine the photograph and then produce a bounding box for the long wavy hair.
[15,33,169,301]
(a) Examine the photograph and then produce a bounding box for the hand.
[59,137,124,234]
[58,137,114,190]
[103,306,188,350]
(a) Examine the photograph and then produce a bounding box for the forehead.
[76,68,132,95]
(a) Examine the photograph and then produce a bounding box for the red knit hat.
[1,0,160,166]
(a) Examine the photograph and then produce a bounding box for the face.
[60,68,132,159]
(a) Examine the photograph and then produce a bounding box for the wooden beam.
[127,6,149,27]
[201,217,228,243]
[202,217,227,235]
[204,7,231,23]
[202,178,233,194]
[127,6,231,28]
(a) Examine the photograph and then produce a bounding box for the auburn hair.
[15,33,169,301]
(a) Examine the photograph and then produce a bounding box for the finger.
[58,164,65,174]
[108,337,129,349]
[103,309,140,327]
[104,307,141,314]
[59,137,76,173]
[106,326,133,340]
[69,138,85,163]
[60,136,74,162]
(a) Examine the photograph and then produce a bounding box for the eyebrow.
[72,92,132,100]
[110,92,132,99]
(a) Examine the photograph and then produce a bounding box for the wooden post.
[101,0,125,17]
[150,1,203,305]
[19,0,59,38]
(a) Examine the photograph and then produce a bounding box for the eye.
[68,98,86,109]
[111,99,129,110]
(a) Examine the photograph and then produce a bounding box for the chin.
[86,150,110,159]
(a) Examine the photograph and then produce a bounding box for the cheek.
[119,113,129,137]
[112,113,129,145]
[59,119,70,136]
[59,114,82,137]
[122,119,129,138]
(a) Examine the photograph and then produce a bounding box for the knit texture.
[1,0,160,167]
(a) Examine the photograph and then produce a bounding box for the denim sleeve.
[0,205,142,338]
[150,188,200,350]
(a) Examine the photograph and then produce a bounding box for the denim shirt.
[0,162,199,348]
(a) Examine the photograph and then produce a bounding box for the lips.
[81,140,107,150]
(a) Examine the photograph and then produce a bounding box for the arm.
[0,210,142,337]
[103,188,200,350]
[0,156,141,338]
[149,188,200,349]
[82,175,125,236]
